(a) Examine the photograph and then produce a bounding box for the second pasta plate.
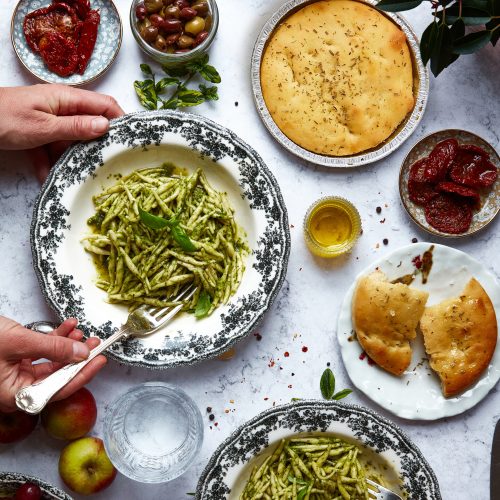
[31,111,290,369]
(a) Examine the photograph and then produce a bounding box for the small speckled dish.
[11,0,122,86]
[399,129,500,238]
[251,0,429,168]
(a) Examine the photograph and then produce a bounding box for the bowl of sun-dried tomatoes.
[11,0,122,85]
[399,129,499,237]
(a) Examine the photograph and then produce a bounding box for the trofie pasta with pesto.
[82,164,247,316]
[240,436,379,500]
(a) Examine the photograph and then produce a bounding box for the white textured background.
[0,1,499,499]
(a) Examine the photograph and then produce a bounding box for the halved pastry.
[420,278,497,397]
[352,270,429,376]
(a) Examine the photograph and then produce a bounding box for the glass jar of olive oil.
[303,197,361,258]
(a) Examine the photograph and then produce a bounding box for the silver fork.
[367,479,403,500]
[15,285,196,415]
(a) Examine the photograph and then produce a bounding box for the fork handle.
[15,328,127,415]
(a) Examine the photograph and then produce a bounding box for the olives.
[135,0,212,53]
[144,0,163,13]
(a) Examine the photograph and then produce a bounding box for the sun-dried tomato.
[23,3,79,52]
[408,158,438,205]
[437,181,480,204]
[424,139,458,182]
[53,0,90,20]
[76,9,100,74]
[424,194,473,234]
[450,150,498,188]
[459,144,490,159]
[39,31,79,77]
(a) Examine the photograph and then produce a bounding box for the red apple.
[59,437,117,495]
[0,410,38,444]
[41,387,97,440]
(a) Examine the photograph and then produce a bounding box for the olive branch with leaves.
[377,0,499,76]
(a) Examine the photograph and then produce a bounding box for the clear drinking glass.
[103,382,203,483]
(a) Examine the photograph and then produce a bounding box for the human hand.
[0,316,106,412]
[0,84,124,182]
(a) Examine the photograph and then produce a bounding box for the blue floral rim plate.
[11,0,122,86]
[196,401,441,499]
[0,472,72,500]
[31,111,290,369]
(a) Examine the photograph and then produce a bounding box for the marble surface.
[0,1,499,499]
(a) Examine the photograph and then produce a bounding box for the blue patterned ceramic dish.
[0,472,72,499]
[11,0,122,86]
[196,401,441,499]
[31,111,290,369]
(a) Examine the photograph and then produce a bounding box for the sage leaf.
[376,0,423,12]
[140,63,153,76]
[177,89,205,107]
[452,29,492,53]
[200,84,219,101]
[195,290,212,318]
[156,77,179,93]
[133,80,157,110]
[320,368,335,400]
[333,389,353,401]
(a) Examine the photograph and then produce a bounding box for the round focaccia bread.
[260,0,415,156]
[420,278,497,397]
[352,270,429,376]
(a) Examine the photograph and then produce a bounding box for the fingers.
[32,335,101,379]
[27,146,51,184]
[48,114,112,142]
[50,355,107,402]
[3,325,90,364]
[55,86,125,120]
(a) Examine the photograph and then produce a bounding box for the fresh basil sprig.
[320,368,352,401]
[134,55,220,110]
[139,208,196,252]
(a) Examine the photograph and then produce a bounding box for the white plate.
[196,401,441,499]
[337,242,500,420]
[31,112,290,369]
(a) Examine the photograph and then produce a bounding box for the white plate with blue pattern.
[11,0,122,86]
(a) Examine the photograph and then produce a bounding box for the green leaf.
[463,0,490,11]
[376,0,423,12]
[198,64,221,83]
[320,368,335,400]
[430,23,456,77]
[290,397,302,401]
[161,98,179,110]
[333,389,353,400]
[170,222,197,252]
[200,84,219,101]
[420,21,439,65]
[452,30,492,53]
[140,63,153,76]
[162,65,190,77]
[139,207,169,229]
[156,77,180,93]
[297,487,309,500]
[486,19,500,45]
[177,89,205,107]
[195,290,212,318]
[133,80,158,110]
[288,477,309,487]
[443,5,491,24]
